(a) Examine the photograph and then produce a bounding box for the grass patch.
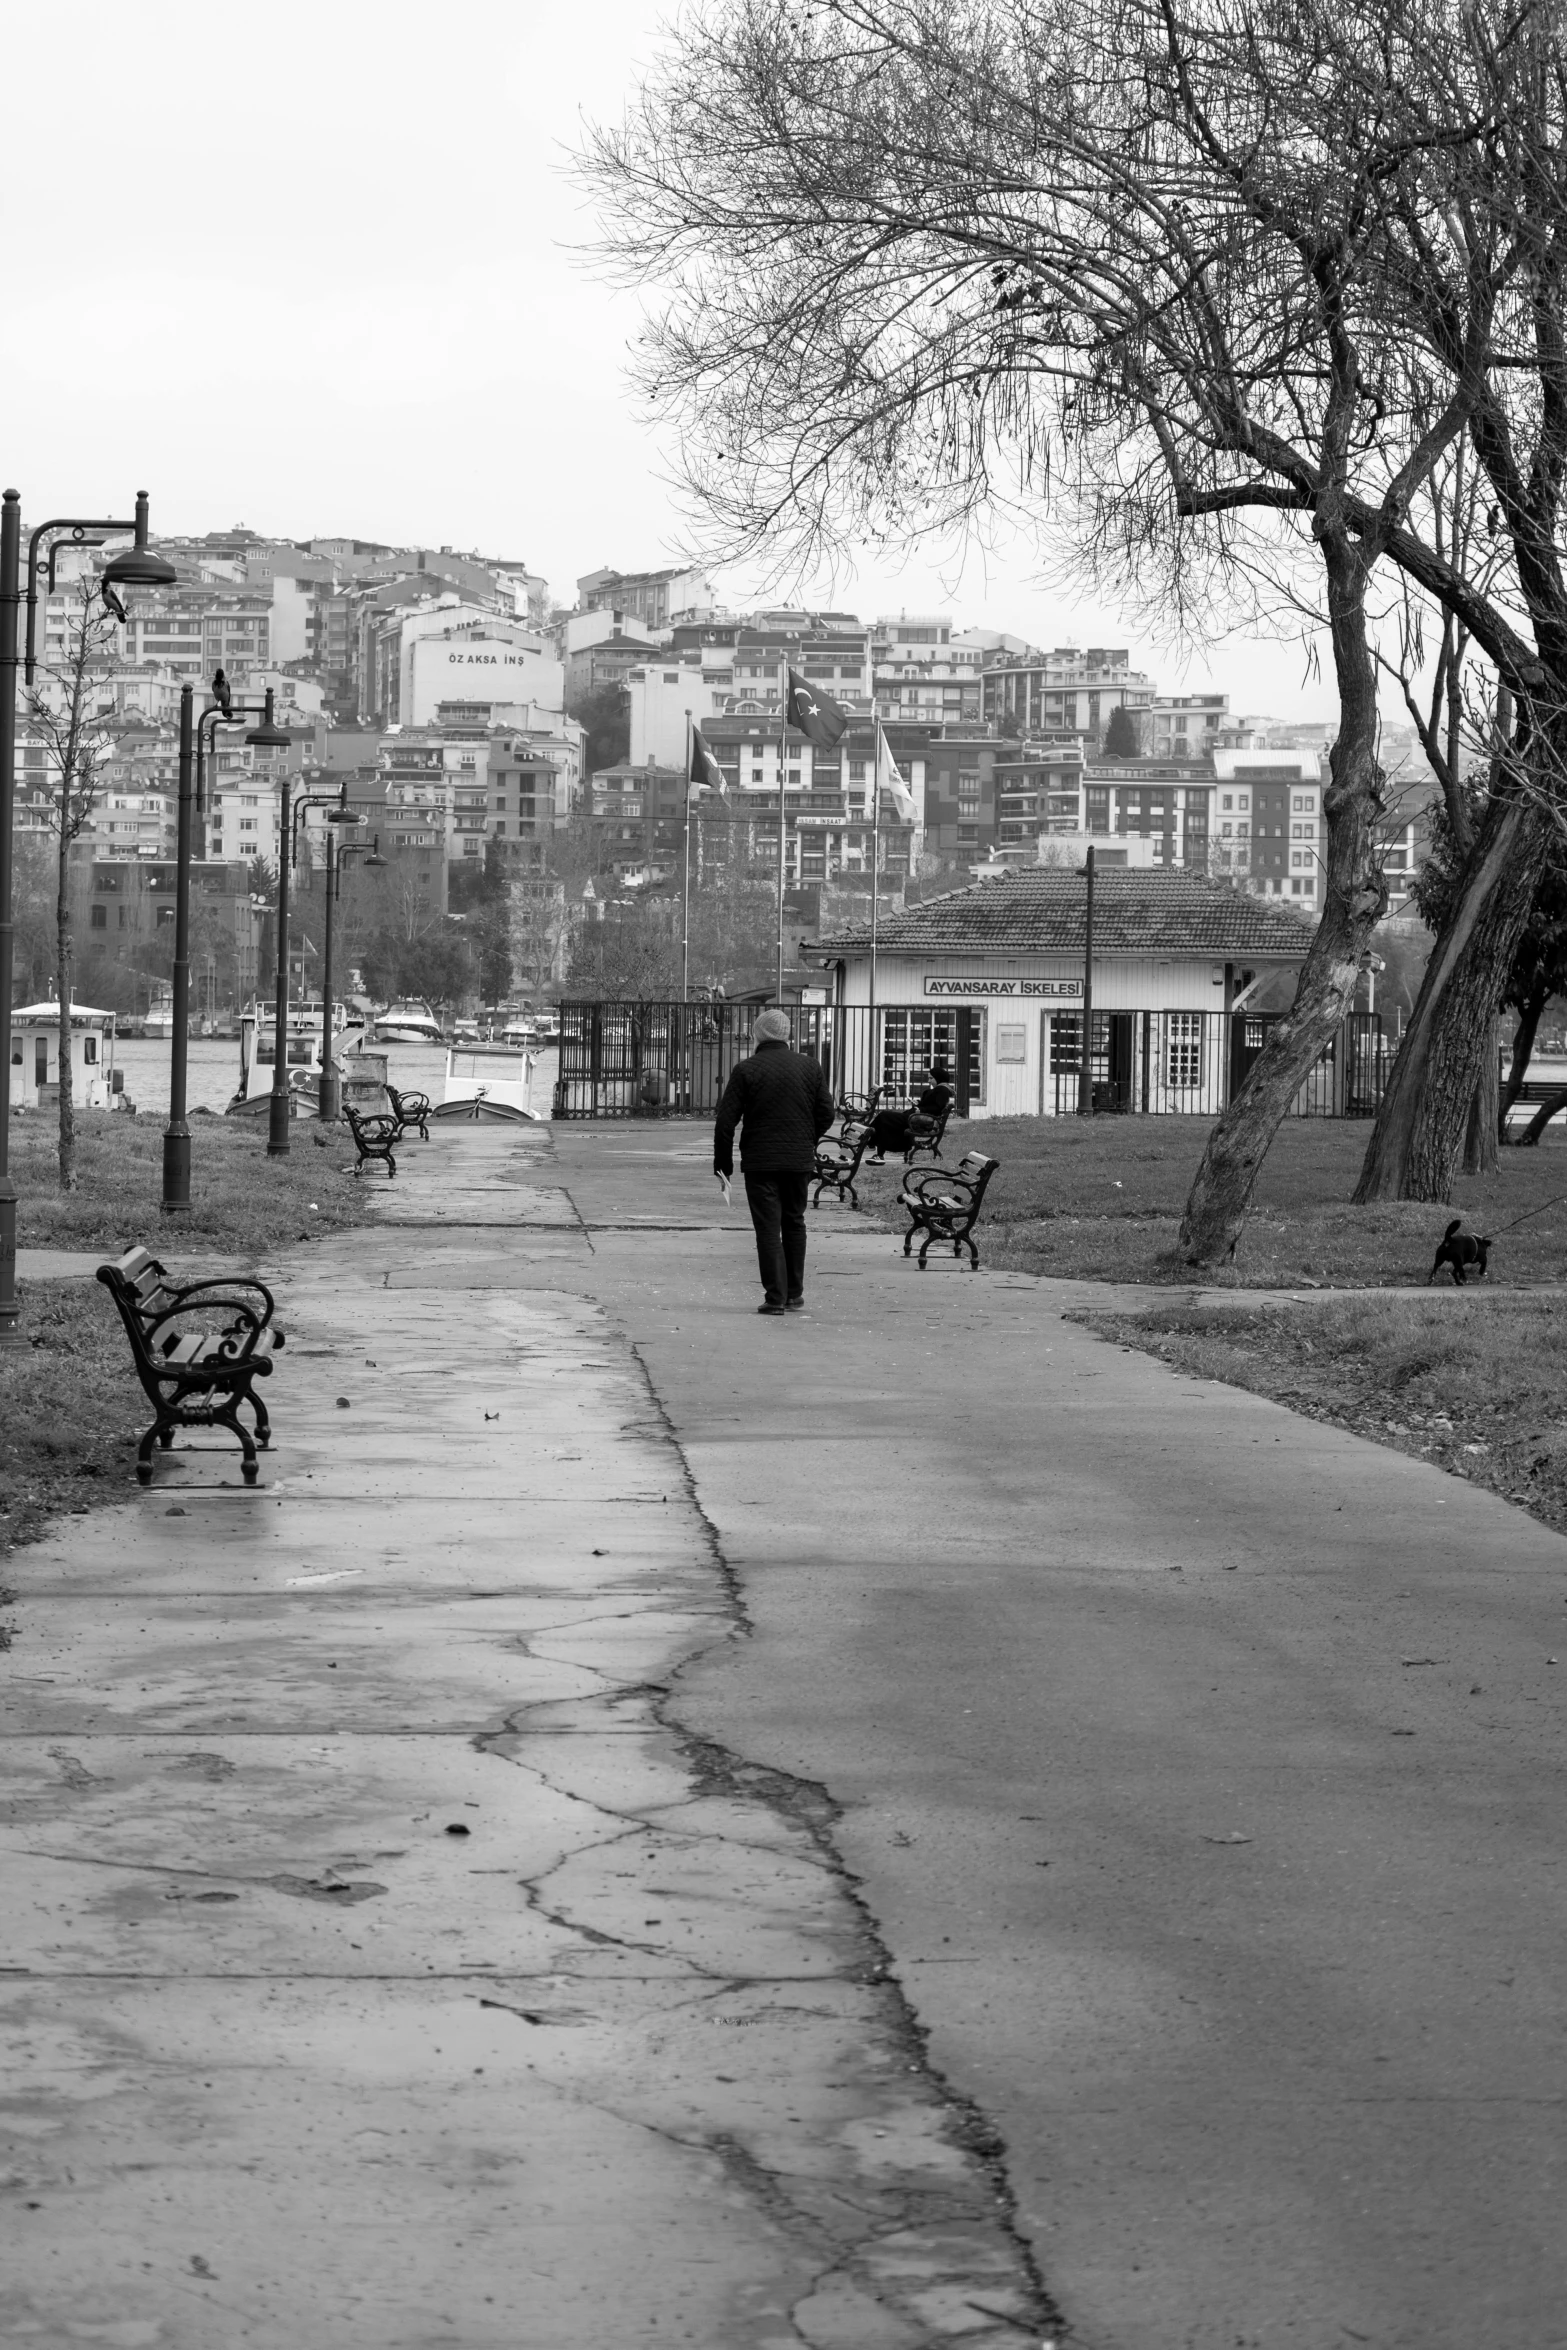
[1,1109,377,1588]
[0,1284,147,1592]
[832,1114,1567,1288]
[11,1106,371,1258]
[1075,1294,1567,1535]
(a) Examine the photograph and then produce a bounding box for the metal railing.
[552,1001,1384,1121]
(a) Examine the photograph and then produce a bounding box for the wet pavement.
[1,1131,1045,2350]
[5,1119,1566,2349]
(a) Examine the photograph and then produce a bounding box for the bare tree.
[582,0,1508,1254]
[23,579,118,1191]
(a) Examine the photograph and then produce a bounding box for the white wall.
[627,667,726,766]
[405,628,564,727]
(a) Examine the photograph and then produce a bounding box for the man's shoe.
[785,1297,805,1312]
[758,1302,786,1315]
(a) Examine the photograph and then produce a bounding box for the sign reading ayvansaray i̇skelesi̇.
[923,977,1083,998]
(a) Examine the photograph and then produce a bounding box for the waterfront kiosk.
[812,869,1313,1118]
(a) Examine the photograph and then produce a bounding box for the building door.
[1105,1014,1134,1111]
[35,1036,48,1087]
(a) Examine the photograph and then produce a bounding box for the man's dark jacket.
[714,1041,835,1176]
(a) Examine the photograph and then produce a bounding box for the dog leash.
[1477,1191,1567,1240]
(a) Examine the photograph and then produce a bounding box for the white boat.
[435,1042,543,1123]
[375,1002,445,1046]
[9,1000,123,1112]
[533,1009,560,1045]
[227,1004,323,1118]
[141,982,176,1042]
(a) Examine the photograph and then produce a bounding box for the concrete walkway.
[499,1124,1567,2350]
[5,1119,1566,2349]
[1,1134,1043,2350]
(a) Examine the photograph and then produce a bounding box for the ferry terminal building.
[809,868,1318,1119]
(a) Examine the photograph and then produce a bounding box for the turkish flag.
[785,666,849,749]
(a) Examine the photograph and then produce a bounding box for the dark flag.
[786,666,849,749]
[689,722,728,793]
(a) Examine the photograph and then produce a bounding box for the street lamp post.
[0,489,176,1339]
[324,829,383,1118]
[288,778,374,1122]
[243,690,295,1159]
[162,684,197,1213]
[162,681,280,1212]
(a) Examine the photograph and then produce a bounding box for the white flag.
[875,723,917,822]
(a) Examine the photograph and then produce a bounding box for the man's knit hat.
[754,1008,791,1042]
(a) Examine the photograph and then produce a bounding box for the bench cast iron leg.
[215,1398,260,1484]
[136,1421,163,1485]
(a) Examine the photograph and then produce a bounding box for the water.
[110,1037,559,1119]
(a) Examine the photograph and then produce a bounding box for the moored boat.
[375,1002,444,1046]
[435,1042,542,1122]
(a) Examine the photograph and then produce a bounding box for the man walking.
[714,1008,836,1314]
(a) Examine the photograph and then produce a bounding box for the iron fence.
[553,1000,1385,1121]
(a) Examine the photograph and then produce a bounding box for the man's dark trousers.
[744,1171,810,1309]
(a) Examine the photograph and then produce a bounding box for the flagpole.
[870,721,881,1100]
[682,708,692,1007]
[776,685,788,1004]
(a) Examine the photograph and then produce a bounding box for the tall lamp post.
[325,830,383,1116]
[163,678,281,1212]
[1,490,175,1339]
[238,690,296,1157]
[290,778,374,1121]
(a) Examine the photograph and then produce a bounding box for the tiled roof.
[819,869,1313,957]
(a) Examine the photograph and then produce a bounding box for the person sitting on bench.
[869,1063,954,1161]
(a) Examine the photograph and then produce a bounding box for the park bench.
[835,1087,882,1142]
[1507,1081,1567,1145]
[97,1247,282,1486]
[811,1124,878,1210]
[904,1098,953,1165]
[344,1104,399,1178]
[897,1151,1000,1272]
[386,1084,432,1142]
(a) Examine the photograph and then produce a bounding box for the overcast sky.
[10,0,1336,719]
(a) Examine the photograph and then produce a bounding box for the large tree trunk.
[55,830,76,1193]
[1181,540,1387,1264]
[1499,978,1550,1140]
[1354,792,1550,1202]
[1462,1019,1500,1174]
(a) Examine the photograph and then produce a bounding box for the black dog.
[1428,1218,1491,1285]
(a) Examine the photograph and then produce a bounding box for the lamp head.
[244,688,291,751]
[100,545,178,594]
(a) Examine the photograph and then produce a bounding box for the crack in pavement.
[3,1137,1058,2348]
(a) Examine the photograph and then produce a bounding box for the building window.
[90,903,107,929]
[1165,1012,1204,1090]
[880,1008,984,1105]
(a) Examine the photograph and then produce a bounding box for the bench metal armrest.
[155,1273,277,1324]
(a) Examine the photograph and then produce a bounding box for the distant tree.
[23,579,118,1191]
[568,897,680,999]
[1104,705,1142,759]
[449,843,514,1001]
[11,833,54,1003]
[567,682,630,776]
[359,918,476,1016]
